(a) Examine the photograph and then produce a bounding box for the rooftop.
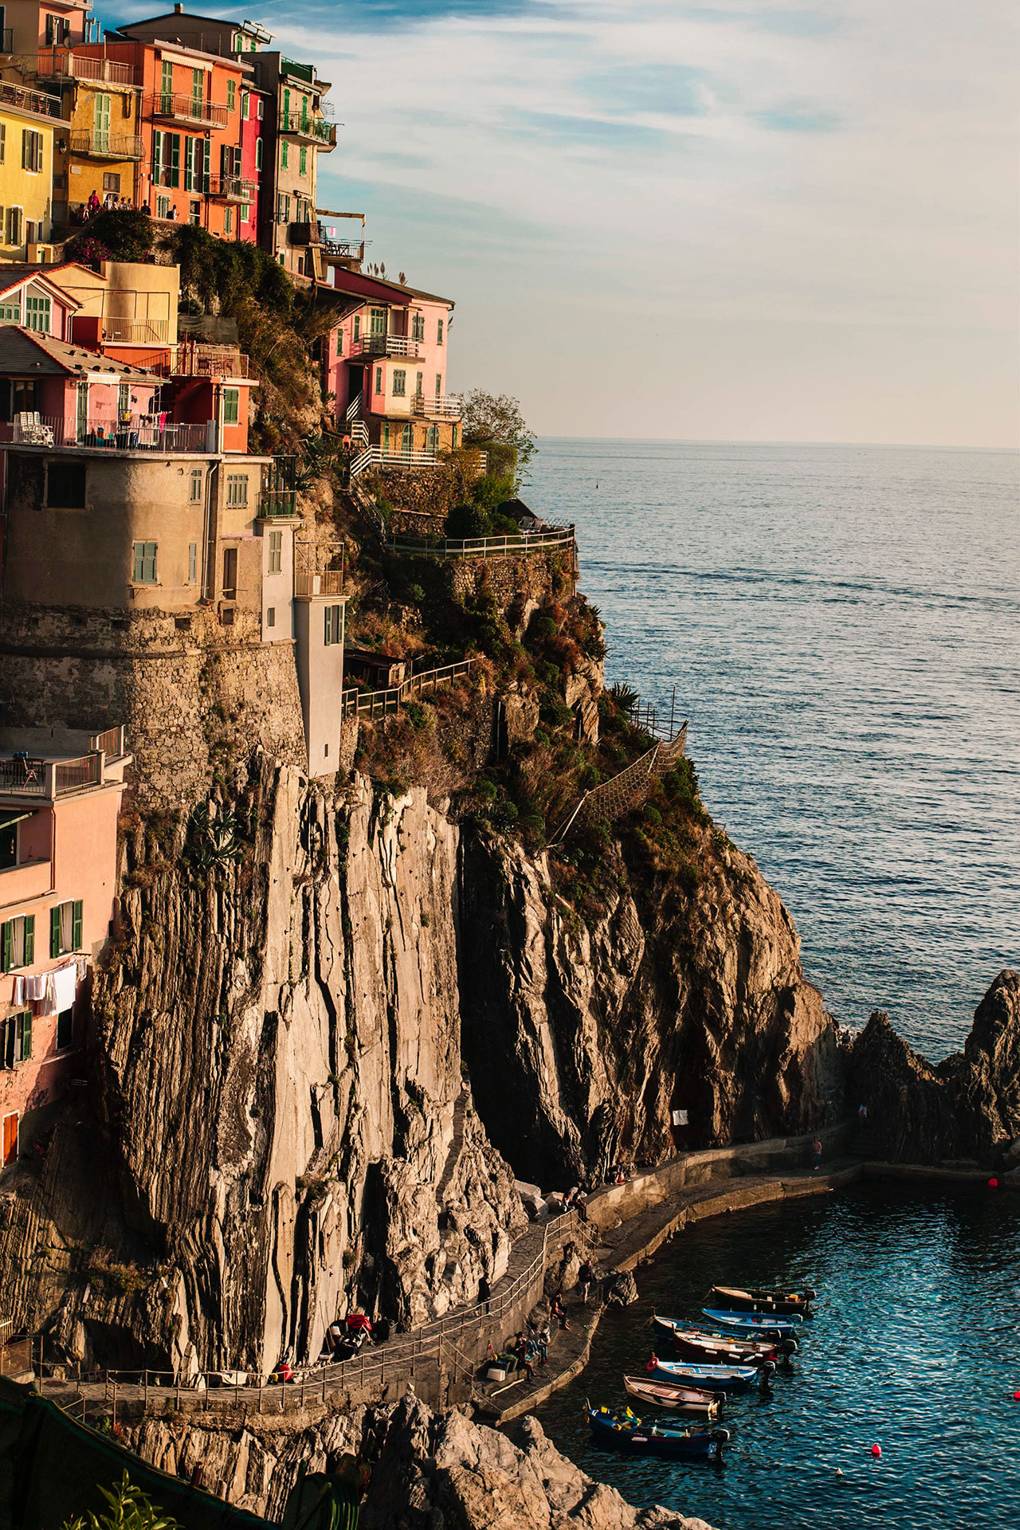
[0,328,162,383]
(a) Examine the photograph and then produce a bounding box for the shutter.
[169,134,180,188]
[21,1011,31,1061]
[1,921,10,974]
[72,901,83,951]
[23,915,34,965]
[50,904,61,958]
[203,138,211,193]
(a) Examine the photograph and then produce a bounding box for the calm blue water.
[527,441,1020,1058]
[536,1184,1020,1530]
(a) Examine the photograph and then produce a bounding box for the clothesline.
[8,958,87,1015]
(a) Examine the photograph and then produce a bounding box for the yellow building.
[32,53,144,225]
[0,78,58,261]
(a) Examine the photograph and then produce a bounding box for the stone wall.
[447,547,577,611]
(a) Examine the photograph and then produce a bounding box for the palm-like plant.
[62,1473,181,1530]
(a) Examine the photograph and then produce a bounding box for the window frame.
[392,369,406,398]
[50,899,82,958]
[268,529,283,574]
[131,540,158,585]
[222,387,240,425]
[0,914,34,974]
[225,472,249,507]
[1,1010,32,1068]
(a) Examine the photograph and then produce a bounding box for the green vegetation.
[62,1473,180,1530]
[461,389,536,485]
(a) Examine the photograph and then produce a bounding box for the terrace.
[147,92,228,128]
[30,49,141,87]
[0,415,218,454]
[206,174,257,203]
[0,77,62,119]
[0,726,128,804]
[412,393,463,421]
[350,334,422,360]
[279,113,337,147]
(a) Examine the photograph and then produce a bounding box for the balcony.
[350,334,422,360]
[148,92,228,128]
[0,415,218,454]
[207,174,256,203]
[100,318,170,345]
[0,752,101,800]
[294,571,344,597]
[258,488,298,518]
[68,129,144,161]
[279,113,336,147]
[0,76,62,119]
[33,49,140,86]
[411,393,463,421]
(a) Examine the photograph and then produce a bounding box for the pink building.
[238,82,267,245]
[0,326,162,447]
[0,724,129,1168]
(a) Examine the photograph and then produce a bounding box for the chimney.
[174,3,184,10]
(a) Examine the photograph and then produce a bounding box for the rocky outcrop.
[125,1397,715,1529]
[847,970,1020,1166]
[459,825,843,1186]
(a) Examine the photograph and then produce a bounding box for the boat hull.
[623,1376,722,1417]
[709,1285,815,1316]
[647,1360,760,1393]
[702,1307,804,1334]
[587,1409,727,1460]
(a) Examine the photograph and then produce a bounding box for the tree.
[62,1473,181,1530]
[461,390,536,483]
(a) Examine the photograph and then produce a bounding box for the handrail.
[411,393,463,420]
[31,49,140,86]
[295,571,344,597]
[68,129,144,160]
[350,335,422,359]
[342,659,477,719]
[350,446,439,479]
[147,92,228,128]
[550,722,689,843]
[387,526,576,560]
[0,76,62,118]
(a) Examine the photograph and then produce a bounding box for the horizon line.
[530,435,1020,454]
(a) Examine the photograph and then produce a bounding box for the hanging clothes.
[50,963,78,1014]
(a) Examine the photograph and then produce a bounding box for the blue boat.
[586,1405,729,1460]
[646,1358,765,1393]
[701,1307,804,1335]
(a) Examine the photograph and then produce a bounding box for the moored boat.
[623,1374,723,1417]
[586,1405,729,1460]
[646,1356,766,1393]
[653,1316,785,1365]
[709,1283,815,1316]
[702,1306,804,1334]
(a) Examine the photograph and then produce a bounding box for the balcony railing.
[0,416,218,454]
[0,752,102,799]
[279,113,336,146]
[350,334,421,360]
[349,446,439,480]
[206,174,256,202]
[90,725,127,760]
[295,571,344,597]
[97,318,171,345]
[32,49,140,86]
[258,488,298,518]
[411,393,463,421]
[68,129,144,161]
[0,76,62,119]
[148,92,228,128]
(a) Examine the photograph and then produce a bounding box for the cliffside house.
[0,76,60,260]
[0,0,97,57]
[0,723,129,1167]
[0,325,162,449]
[0,263,78,336]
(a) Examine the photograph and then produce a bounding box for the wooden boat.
[653,1316,783,1364]
[647,1357,764,1393]
[586,1406,729,1460]
[702,1306,804,1335]
[709,1283,815,1316]
[686,1320,798,1351]
[623,1374,722,1417]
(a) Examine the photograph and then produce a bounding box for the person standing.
[811,1137,823,1172]
[577,1259,596,1305]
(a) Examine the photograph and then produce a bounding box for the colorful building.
[0,76,59,259]
[0,0,96,56]
[29,45,144,226]
[0,721,129,1165]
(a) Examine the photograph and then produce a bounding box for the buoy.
[870,1443,882,1458]
[988,1177,1000,1189]
[1013,1390,1020,1402]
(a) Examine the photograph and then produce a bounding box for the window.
[189,468,203,503]
[102,172,121,193]
[369,308,386,336]
[24,294,50,333]
[268,529,282,573]
[47,463,86,507]
[117,382,130,419]
[227,80,236,111]
[412,314,425,342]
[50,899,83,958]
[222,387,240,425]
[191,67,205,117]
[257,98,264,120]
[222,546,237,599]
[0,123,5,164]
[0,914,34,973]
[1,1012,31,1067]
[56,1008,74,1052]
[323,604,343,646]
[241,89,250,119]
[281,140,289,170]
[255,138,263,171]
[224,206,233,234]
[5,206,23,247]
[374,366,383,395]
[189,199,201,226]
[0,817,16,870]
[132,540,158,584]
[415,371,423,397]
[187,541,198,583]
[299,146,307,176]
[156,194,171,220]
[226,473,249,507]
[21,129,43,173]
[240,201,251,225]
[392,369,406,398]
[435,373,442,397]
[352,314,360,341]
[153,130,181,188]
[266,606,276,628]
[452,422,459,450]
[426,424,439,453]
[275,191,289,223]
[437,317,444,346]
[0,299,20,323]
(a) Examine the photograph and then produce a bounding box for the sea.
[527,440,1020,1060]
[525,441,1020,1530]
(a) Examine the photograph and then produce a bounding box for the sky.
[107,1,1019,447]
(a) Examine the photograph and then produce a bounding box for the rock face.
[459,826,843,1185]
[847,970,1020,1166]
[125,1398,715,1529]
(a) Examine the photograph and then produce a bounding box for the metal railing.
[0,416,217,454]
[0,751,103,798]
[387,525,577,560]
[0,757,47,796]
[68,129,144,160]
[550,722,689,844]
[350,334,421,359]
[295,571,344,597]
[174,342,249,378]
[350,445,439,479]
[342,659,477,720]
[258,488,298,518]
[99,318,171,345]
[206,173,256,202]
[0,76,62,118]
[31,49,140,86]
[320,235,364,262]
[279,113,336,146]
[148,92,228,127]
[411,393,463,420]
[32,1211,581,1419]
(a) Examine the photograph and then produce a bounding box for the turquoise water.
[527,441,1020,1058]
[535,1184,1020,1530]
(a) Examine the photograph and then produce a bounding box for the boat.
[709,1284,815,1316]
[646,1357,766,1393]
[623,1375,723,1417]
[652,1317,787,1365]
[702,1307,804,1334]
[586,1405,729,1460]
